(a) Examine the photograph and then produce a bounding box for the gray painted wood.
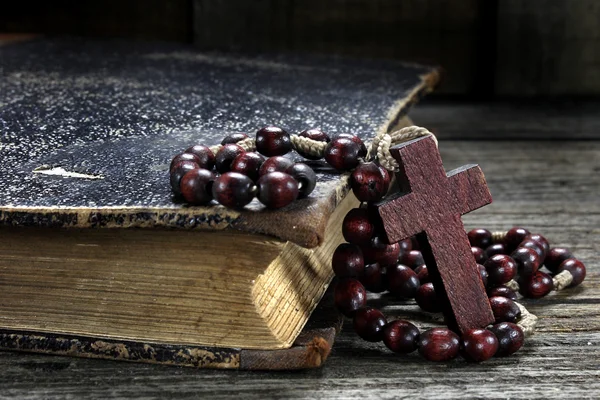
[1,135,598,398]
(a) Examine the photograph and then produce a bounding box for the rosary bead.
[255,126,292,156]
[361,263,387,293]
[170,153,201,172]
[353,307,387,342]
[519,271,553,298]
[387,264,420,299]
[215,144,245,173]
[180,168,216,205]
[526,233,550,260]
[285,163,317,198]
[519,239,546,261]
[488,285,518,301]
[468,228,493,249]
[476,263,489,288]
[398,250,425,270]
[383,320,420,354]
[324,137,361,171]
[230,152,266,181]
[504,227,530,253]
[334,278,367,317]
[488,322,524,356]
[489,296,521,323]
[485,243,506,259]
[259,156,294,176]
[361,236,401,266]
[256,172,299,209]
[399,238,413,253]
[414,264,430,284]
[511,247,540,277]
[221,132,249,145]
[184,145,216,170]
[484,254,517,286]
[336,133,367,158]
[342,208,375,245]
[170,161,199,195]
[545,248,573,273]
[416,282,441,313]
[461,329,499,362]
[471,246,488,265]
[377,163,392,195]
[556,259,586,287]
[418,328,460,362]
[297,128,330,160]
[332,243,364,278]
[212,172,256,209]
[350,162,388,202]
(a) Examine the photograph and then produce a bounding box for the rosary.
[169,125,586,363]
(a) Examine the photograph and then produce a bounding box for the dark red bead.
[476,263,488,288]
[324,137,361,171]
[342,208,375,245]
[504,227,530,253]
[484,254,517,286]
[336,133,367,158]
[332,243,364,278]
[468,228,492,249]
[259,156,294,176]
[297,128,330,160]
[361,263,387,293]
[398,250,425,270]
[221,132,249,145]
[487,285,518,301]
[334,278,367,317]
[416,282,441,313]
[418,328,460,362]
[377,164,392,195]
[414,264,430,284]
[285,163,317,198]
[489,296,521,323]
[215,144,245,173]
[387,264,420,299]
[545,248,573,273]
[256,172,299,209]
[170,161,199,195]
[472,246,487,265]
[485,243,506,258]
[488,322,524,356]
[519,239,546,261]
[230,152,266,181]
[212,172,256,208]
[350,162,388,202]
[383,320,420,354]
[519,271,553,299]
[353,307,387,342]
[255,126,292,157]
[180,168,216,205]
[461,329,499,362]
[526,233,550,260]
[361,236,400,266]
[184,145,216,170]
[170,153,201,172]
[511,247,540,277]
[556,259,586,287]
[398,238,413,253]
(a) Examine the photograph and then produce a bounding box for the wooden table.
[1,101,599,398]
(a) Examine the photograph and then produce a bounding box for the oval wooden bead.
[415,282,441,313]
[504,227,530,253]
[398,238,413,253]
[212,172,256,209]
[259,156,294,176]
[484,254,517,286]
[468,228,492,249]
[461,328,499,362]
[472,246,487,265]
[545,248,573,273]
[332,243,364,278]
[324,137,361,171]
[511,247,540,277]
[215,143,245,173]
[488,322,524,356]
[476,263,488,288]
[387,264,420,299]
[526,233,550,260]
[297,128,330,160]
[489,296,521,323]
[180,168,216,205]
[170,161,199,196]
[557,258,586,287]
[361,263,386,293]
[350,162,388,202]
[418,328,460,362]
[383,320,420,354]
[334,278,367,317]
[230,152,266,181]
[361,236,400,266]
[184,145,216,170]
[519,239,545,261]
[221,132,249,145]
[398,250,425,270]
[342,208,375,245]
[256,172,299,209]
[485,243,506,259]
[336,133,367,158]
[414,264,430,284]
[170,153,201,172]
[487,285,518,301]
[353,307,387,342]
[255,126,292,156]
[285,163,317,198]
[519,271,553,298]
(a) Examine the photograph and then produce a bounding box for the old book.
[0,38,438,369]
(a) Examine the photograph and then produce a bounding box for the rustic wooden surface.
[1,102,599,398]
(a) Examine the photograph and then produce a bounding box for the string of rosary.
[168,125,587,362]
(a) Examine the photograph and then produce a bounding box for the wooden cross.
[375,135,494,334]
